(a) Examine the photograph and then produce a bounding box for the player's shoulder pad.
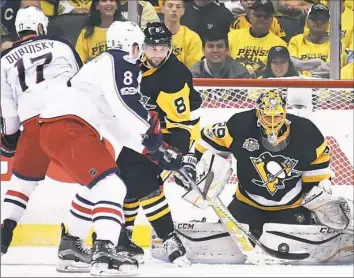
[287,113,324,147]
[226,109,257,139]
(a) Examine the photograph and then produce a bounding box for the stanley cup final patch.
[242,138,260,152]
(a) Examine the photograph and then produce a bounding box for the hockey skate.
[91,240,139,276]
[56,224,92,273]
[1,219,17,256]
[116,227,144,263]
[163,232,191,267]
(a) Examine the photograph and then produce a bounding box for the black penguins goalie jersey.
[195,109,331,211]
[140,53,202,154]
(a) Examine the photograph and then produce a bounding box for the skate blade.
[90,263,139,276]
[172,255,191,267]
[56,258,90,273]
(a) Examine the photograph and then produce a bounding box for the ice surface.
[1,247,353,277]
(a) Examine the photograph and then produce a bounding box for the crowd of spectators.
[1,0,353,80]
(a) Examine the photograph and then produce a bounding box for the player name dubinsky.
[4,41,55,64]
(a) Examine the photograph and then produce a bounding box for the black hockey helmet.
[143,22,172,46]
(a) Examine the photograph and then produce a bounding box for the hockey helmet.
[143,22,172,46]
[15,6,48,36]
[106,21,145,61]
[256,91,290,152]
[142,22,172,68]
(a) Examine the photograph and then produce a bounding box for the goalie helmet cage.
[193,78,354,187]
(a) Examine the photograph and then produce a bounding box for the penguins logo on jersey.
[250,152,301,196]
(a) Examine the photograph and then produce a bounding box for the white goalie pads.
[150,221,354,265]
[249,223,354,265]
[182,151,233,209]
[151,221,246,264]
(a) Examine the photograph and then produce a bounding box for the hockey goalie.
[151,91,354,265]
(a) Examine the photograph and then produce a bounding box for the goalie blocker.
[152,151,354,265]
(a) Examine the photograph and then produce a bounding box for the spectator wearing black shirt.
[181,0,234,41]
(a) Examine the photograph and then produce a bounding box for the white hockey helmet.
[15,6,49,36]
[106,21,145,61]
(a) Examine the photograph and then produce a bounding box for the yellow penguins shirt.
[304,6,354,48]
[195,110,331,210]
[140,54,202,153]
[288,34,330,63]
[75,27,108,64]
[228,28,287,75]
[341,62,354,79]
[172,25,203,68]
[230,15,286,38]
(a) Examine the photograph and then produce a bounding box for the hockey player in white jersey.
[37,21,183,276]
[1,5,82,255]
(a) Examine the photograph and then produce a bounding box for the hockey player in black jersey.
[115,22,202,267]
[183,90,353,264]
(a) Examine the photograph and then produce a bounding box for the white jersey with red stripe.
[1,34,82,134]
[39,49,151,157]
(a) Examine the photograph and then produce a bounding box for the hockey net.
[194,78,354,187]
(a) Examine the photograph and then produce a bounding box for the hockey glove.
[174,153,197,190]
[142,111,162,151]
[142,111,182,171]
[1,131,21,158]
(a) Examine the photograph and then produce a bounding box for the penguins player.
[187,91,353,263]
[116,22,202,266]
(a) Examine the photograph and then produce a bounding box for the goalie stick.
[177,166,310,261]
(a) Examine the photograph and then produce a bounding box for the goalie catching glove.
[142,111,182,171]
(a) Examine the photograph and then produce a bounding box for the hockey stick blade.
[177,168,310,261]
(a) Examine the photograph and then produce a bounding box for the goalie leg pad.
[151,221,246,264]
[249,223,354,265]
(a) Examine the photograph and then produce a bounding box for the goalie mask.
[142,22,172,69]
[256,91,290,152]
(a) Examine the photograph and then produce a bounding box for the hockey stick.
[177,167,310,261]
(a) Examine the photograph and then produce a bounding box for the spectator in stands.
[341,62,353,79]
[40,0,92,16]
[228,0,287,77]
[230,0,286,39]
[118,0,160,30]
[322,0,354,50]
[1,37,14,51]
[190,31,252,78]
[1,0,41,37]
[181,0,234,42]
[277,0,315,17]
[219,0,246,18]
[260,46,302,78]
[288,4,330,78]
[75,0,124,63]
[161,0,203,68]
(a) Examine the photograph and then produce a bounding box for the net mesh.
[196,84,354,186]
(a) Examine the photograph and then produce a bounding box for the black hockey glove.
[174,153,197,190]
[1,131,21,158]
